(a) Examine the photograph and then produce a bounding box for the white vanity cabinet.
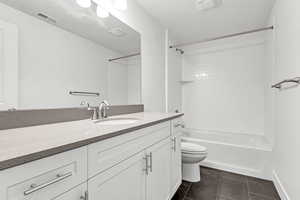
[53,183,87,200]
[170,118,183,197]
[87,122,171,178]
[88,152,146,200]
[0,147,87,200]
[88,137,173,200]
[88,122,173,200]
[146,138,172,200]
[0,117,183,200]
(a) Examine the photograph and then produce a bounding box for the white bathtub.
[182,129,273,179]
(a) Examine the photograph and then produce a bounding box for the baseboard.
[201,160,270,180]
[272,170,290,200]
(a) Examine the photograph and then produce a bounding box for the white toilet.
[181,141,207,182]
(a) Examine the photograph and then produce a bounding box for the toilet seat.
[181,141,208,182]
[181,142,207,154]
[182,151,207,156]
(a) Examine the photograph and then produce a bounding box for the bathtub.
[182,129,273,179]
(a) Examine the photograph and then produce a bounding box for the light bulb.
[76,0,91,8]
[97,5,109,18]
[114,0,127,11]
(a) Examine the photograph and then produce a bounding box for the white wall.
[182,34,267,136]
[108,0,166,112]
[108,58,141,105]
[127,57,141,104]
[0,2,129,109]
[0,19,18,110]
[270,1,300,199]
[108,62,128,105]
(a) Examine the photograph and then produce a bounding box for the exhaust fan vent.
[196,0,223,11]
[37,13,56,24]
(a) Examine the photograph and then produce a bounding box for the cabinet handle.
[143,155,149,175]
[24,172,72,196]
[149,152,153,173]
[80,191,88,200]
[174,123,184,128]
[144,153,153,174]
[172,137,177,152]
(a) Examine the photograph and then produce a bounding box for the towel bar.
[272,77,300,89]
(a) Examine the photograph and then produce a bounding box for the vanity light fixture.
[97,5,110,18]
[76,0,127,18]
[76,0,92,8]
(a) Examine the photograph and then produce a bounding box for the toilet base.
[182,163,201,182]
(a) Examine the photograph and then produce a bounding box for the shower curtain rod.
[169,26,274,49]
[108,52,140,62]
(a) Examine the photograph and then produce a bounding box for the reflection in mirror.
[0,0,141,110]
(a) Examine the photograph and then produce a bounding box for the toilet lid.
[181,142,207,153]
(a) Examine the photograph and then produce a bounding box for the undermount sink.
[94,118,140,125]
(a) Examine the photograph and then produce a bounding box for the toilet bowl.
[181,141,207,182]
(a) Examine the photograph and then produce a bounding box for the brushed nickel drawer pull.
[149,152,153,173]
[172,137,177,152]
[143,155,149,175]
[24,172,73,196]
[80,191,89,200]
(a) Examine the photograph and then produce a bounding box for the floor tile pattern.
[172,167,281,200]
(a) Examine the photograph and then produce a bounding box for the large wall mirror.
[0,0,141,110]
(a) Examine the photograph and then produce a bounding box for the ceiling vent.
[195,0,223,11]
[37,13,56,24]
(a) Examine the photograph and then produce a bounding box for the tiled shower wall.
[182,33,269,137]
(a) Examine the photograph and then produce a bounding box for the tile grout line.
[248,192,276,200]
[176,167,279,200]
[215,171,222,200]
[182,182,192,200]
[246,177,278,200]
[246,177,251,200]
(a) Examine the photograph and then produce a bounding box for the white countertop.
[0,112,183,170]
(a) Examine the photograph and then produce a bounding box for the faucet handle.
[80,101,88,106]
[101,100,110,105]
[80,101,92,110]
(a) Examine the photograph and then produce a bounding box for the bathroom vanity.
[0,112,183,200]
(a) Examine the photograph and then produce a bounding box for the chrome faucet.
[99,100,110,119]
[80,101,99,120]
[81,100,110,120]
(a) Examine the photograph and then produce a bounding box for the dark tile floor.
[172,167,281,200]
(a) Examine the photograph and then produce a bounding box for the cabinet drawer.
[88,122,170,178]
[53,182,87,200]
[0,147,87,200]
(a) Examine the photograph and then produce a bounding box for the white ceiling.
[0,0,140,54]
[136,0,275,45]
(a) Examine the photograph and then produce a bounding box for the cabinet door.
[146,138,171,200]
[54,183,87,200]
[170,132,182,196]
[0,20,18,110]
[88,152,146,200]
